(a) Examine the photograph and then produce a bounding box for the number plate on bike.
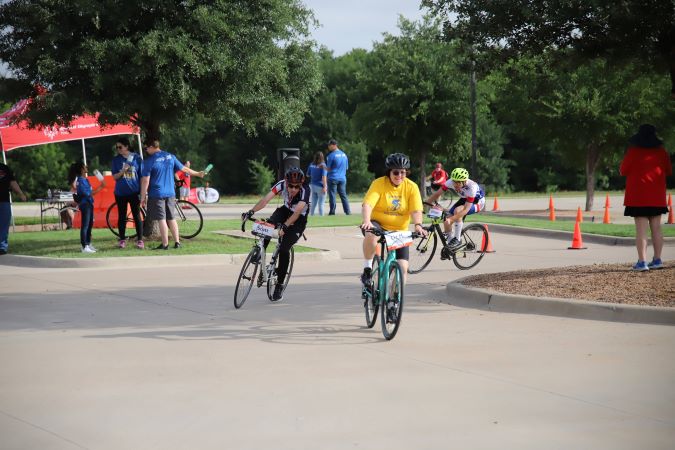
[427,207,443,218]
[385,231,414,250]
[252,221,278,238]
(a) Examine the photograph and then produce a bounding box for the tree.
[422,0,675,98]
[0,0,322,138]
[489,54,674,210]
[353,17,470,188]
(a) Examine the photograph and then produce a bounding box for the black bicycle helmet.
[384,153,411,170]
[284,166,305,184]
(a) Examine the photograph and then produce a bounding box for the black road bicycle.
[106,199,203,240]
[234,216,295,309]
[408,202,490,274]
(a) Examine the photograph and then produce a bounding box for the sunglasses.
[287,184,301,190]
[116,146,124,150]
[391,170,407,176]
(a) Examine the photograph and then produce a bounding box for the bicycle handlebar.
[360,226,423,239]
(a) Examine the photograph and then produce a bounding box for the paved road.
[1,228,673,449]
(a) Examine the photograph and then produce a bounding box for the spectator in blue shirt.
[139,139,204,250]
[111,137,144,249]
[68,162,106,253]
[306,151,327,216]
[325,138,351,215]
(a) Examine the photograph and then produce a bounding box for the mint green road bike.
[361,228,421,341]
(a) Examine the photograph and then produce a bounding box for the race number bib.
[427,207,443,219]
[252,221,278,239]
[385,231,414,250]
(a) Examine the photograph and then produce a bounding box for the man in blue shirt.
[325,138,351,215]
[140,139,205,250]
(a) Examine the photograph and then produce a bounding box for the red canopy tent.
[0,99,140,229]
[0,98,139,161]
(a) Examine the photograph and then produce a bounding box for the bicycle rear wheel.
[364,256,380,328]
[234,247,260,309]
[381,261,404,340]
[408,228,437,274]
[174,200,203,239]
[452,223,488,270]
[266,247,295,301]
[106,202,145,239]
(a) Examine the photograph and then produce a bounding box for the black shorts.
[361,220,410,260]
[624,206,669,217]
[267,207,307,253]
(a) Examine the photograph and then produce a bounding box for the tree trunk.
[143,219,161,240]
[418,150,427,198]
[585,143,602,211]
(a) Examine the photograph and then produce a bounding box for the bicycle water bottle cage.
[252,221,279,239]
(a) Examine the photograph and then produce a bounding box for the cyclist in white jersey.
[425,167,485,248]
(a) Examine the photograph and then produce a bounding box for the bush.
[248,158,275,195]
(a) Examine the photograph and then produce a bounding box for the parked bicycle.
[234,216,295,309]
[408,202,490,274]
[106,198,203,240]
[361,228,421,340]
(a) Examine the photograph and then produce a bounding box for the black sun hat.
[628,124,663,148]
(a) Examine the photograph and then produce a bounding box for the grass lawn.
[6,212,673,258]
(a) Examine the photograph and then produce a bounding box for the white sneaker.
[82,245,96,254]
[88,244,97,252]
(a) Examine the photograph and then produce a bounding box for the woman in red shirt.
[620,124,672,271]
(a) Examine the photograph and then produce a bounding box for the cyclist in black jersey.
[242,167,310,301]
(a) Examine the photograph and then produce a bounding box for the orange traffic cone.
[492,196,500,212]
[604,194,610,209]
[603,204,611,224]
[568,220,587,250]
[668,193,672,208]
[668,205,674,225]
[481,225,495,253]
[548,195,556,221]
[575,207,583,223]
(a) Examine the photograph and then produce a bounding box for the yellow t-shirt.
[363,176,423,231]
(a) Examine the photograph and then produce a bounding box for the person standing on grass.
[326,138,351,215]
[140,139,204,250]
[620,124,672,272]
[68,162,105,253]
[307,151,327,216]
[111,137,144,249]
[0,162,27,255]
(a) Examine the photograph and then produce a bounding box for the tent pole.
[136,134,143,159]
[81,139,87,165]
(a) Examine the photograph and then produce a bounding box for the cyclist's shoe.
[118,239,126,249]
[154,244,169,250]
[136,240,145,250]
[386,302,398,323]
[272,284,284,301]
[174,241,182,249]
[632,260,649,272]
[360,267,372,287]
[447,237,461,249]
[648,258,664,270]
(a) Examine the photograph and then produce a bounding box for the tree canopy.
[422,0,675,96]
[0,0,322,137]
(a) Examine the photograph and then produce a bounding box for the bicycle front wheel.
[106,202,145,239]
[408,228,437,274]
[452,223,489,270]
[234,247,260,309]
[266,247,295,301]
[381,261,404,340]
[174,200,203,239]
[364,256,380,328]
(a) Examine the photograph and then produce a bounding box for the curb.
[484,223,635,246]
[0,249,341,269]
[445,277,675,326]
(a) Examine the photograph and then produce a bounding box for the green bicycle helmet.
[450,167,469,182]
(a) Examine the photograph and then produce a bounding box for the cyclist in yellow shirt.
[360,153,427,285]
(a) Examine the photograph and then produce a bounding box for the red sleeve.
[663,149,672,176]
[619,149,634,176]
